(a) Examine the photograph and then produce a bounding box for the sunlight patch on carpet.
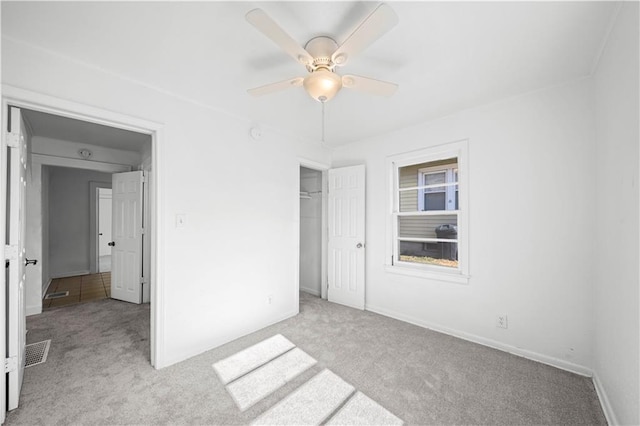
[252,369,354,425]
[326,391,404,425]
[225,347,317,411]
[213,334,295,384]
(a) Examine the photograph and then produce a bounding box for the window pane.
[399,189,419,212]
[398,163,422,189]
[424,171,446,189]
[398,215,458,239]
[398,158,457,188]
[424,192,446,211]
[399,242,458,268]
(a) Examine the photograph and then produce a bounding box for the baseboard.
[26,304,42,317]
[50,270,90,279]
[300,286,321,297]
[160,309,300,369]
[366,304,593,377]
[592,371,617,425]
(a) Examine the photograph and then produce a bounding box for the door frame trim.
[297,158,330,303]
[1,86,167,378]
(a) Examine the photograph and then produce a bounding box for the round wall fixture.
[249,126,262,140]
[78,149,93,159]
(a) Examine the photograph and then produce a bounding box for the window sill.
[384,264,470,284]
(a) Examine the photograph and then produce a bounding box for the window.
[387,141,469,283]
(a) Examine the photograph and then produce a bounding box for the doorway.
[1,87,165,420]
[298,161,328,301]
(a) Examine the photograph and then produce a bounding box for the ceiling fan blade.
[246,9,314,66]
[331,3,398,66]
[342,74,398,97]
[247,77,304,97]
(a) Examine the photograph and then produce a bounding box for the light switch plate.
[176,214,186,229]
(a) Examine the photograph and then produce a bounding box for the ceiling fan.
[246,4,399,103]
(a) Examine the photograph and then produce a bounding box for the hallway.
[43,273,111,309]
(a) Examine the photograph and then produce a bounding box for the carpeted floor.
[7,293,606,425]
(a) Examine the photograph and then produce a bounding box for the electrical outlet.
[496,314,508,329]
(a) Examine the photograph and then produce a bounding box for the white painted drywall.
[299,167,322,296]
[2,35,331,366]
[48,167,113,277]
[32,136,142,166]
[593,3,639,424]
[332,78,597,373]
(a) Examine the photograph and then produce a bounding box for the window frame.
[385,140,470,284]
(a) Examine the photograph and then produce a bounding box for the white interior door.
[327,165,366,310]
[98,188,112,257]
[6,106,28,410]
[111,171,143,304]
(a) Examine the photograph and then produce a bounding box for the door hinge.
[140,277,147,285]
[4,245,18,261]
[5,357,17,373]
[140,228,145,235]
[6,132,19,148]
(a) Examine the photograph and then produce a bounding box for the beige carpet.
[6,293,606,425]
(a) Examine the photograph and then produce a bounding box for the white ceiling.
[21,109,151,153]
[2,2,617,147]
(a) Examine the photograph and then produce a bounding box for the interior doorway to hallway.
[1,87,164,420]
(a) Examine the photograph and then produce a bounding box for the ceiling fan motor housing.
[304,36,339,71]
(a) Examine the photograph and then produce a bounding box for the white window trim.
[385,140,470,284]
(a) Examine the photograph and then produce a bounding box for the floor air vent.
[45,291,69,300]
[25,340,50,368]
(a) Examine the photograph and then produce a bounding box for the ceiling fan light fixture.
[303,68,343,102]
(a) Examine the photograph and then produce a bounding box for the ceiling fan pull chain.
[321,101,325,142]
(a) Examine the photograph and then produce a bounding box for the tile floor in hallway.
[43,272,111,309]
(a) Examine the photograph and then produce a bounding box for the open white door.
[111,171,144,304]
[327,165,366,310]
[5,106,28,411]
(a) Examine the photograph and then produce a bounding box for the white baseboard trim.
[592,372,617,426]
[51,270,90,279]
[366,304,593,377]
[26,304,42,317]
[300,287,321,297]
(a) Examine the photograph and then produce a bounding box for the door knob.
[108,241,115,247]
[25,258,38,266]
[356,243,363,249]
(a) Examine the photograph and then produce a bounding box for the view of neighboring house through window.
[388,140,468,282]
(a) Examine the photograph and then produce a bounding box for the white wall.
[48,167,113,277]
[593,2,639,424]
[32,136,142,166]
[332,78,596,374]
[299,167,322,296]
[2,35,331,366]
